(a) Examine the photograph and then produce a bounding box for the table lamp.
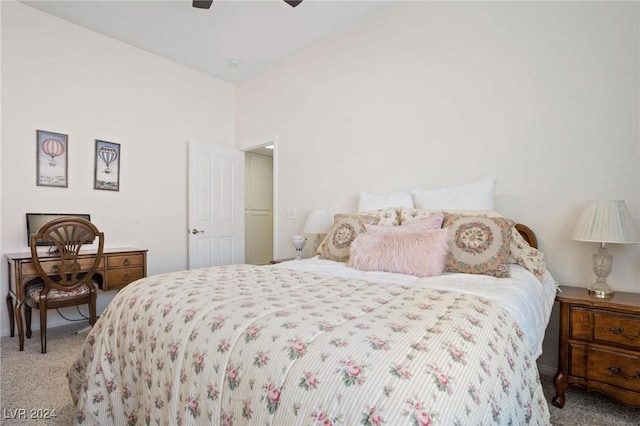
[570,200,639,298]
[303,209,332,254]
[292,235,306,260]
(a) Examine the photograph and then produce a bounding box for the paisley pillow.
[399,208,446,227]
[360,208,401,226]
[372,212,444,233]
[442,214,514,278]
[319,214,379,262]
[509,229,549,281]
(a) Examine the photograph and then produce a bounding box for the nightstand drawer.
[568,342,588,378]
[593,311,640,350]
[587,346,640,392]
[569,307,592,340]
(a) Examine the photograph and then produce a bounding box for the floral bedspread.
[68,264,550,425]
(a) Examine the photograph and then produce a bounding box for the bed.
[68,206,556,425]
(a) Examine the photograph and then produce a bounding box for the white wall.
[0,2,235,336]
[236,2,640,371]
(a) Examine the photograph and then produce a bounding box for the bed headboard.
[515,223,537,249]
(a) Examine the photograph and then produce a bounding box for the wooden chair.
[22,217,104,353]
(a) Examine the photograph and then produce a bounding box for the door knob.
[191,229,205,235]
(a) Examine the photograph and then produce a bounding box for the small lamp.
[571,200,639,298]
[303,209,332,254]
[292,235,306,260]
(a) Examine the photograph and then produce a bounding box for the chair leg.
[75,292,97,336]
[15,301,25,351]
[25,305,32,338]
[39,302,47,354]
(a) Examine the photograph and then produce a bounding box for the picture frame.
[36,130,68,188]
[94,140,120,191]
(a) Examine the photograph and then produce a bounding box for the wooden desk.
[5,247,147,350]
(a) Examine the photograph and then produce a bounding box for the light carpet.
[1,323,638,425]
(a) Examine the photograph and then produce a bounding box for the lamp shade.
[571,200,640,244]
[303,209,332,234]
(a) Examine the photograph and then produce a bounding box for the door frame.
[241,136,279,258]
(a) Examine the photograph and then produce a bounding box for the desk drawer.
[594,311,640,350]
[107,253,144,268]
[105,267,144,290]
[587,346,640,392]
[21,258,104,276]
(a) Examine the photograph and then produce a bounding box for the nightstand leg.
[552,370,567,408]
[553,300,570,408]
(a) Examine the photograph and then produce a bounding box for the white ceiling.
[22,0,396,83]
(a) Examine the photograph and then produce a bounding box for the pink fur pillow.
[347,228,449,277]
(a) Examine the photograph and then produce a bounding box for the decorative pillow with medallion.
[442,213,514,278]
[316,209,396,255]
[319,214,380,262]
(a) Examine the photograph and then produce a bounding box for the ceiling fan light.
[193,0,213,9]
[284,0,303,7]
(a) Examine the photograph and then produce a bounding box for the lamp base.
[292,235,306,260]
[589,244,614,298]
[588,285,614,299]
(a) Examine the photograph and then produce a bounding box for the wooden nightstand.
[553,285,640,408]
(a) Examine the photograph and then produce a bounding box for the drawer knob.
[51,264,59,273]
[123,259,131,266]
[608,367,640,380]
[608,327,640,340]
[123,274,130,282]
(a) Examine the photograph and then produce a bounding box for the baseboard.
[537,362,556,377]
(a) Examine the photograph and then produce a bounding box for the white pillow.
[412,177,496,211]
[357,190,414,212]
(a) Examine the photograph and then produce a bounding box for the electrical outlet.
[286,209,297,220]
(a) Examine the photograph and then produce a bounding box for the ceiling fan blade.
[284,0,303,7]
[193,0,213,9]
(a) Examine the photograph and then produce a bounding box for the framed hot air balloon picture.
[36,130,68,188]
[94,139,120,191]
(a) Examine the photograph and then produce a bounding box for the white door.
[188,141,245,269]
